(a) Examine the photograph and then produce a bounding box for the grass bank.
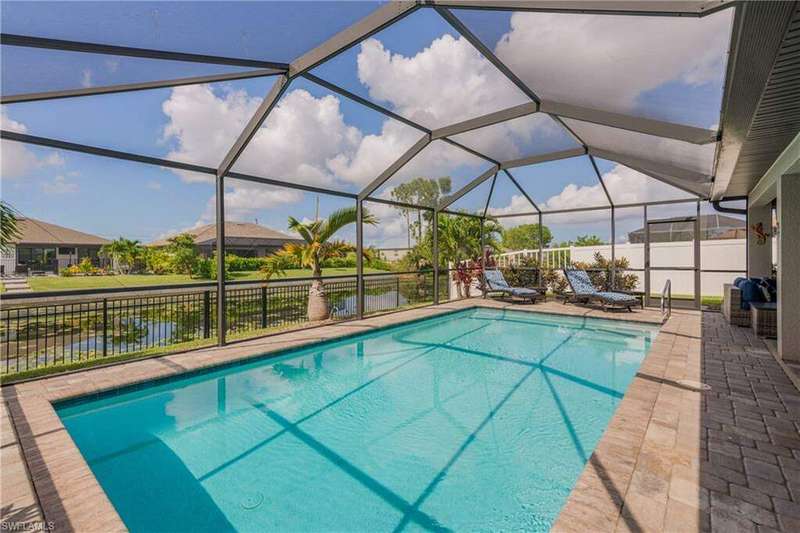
[25,268,387,292]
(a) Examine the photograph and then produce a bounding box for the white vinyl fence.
[497,239,746,297]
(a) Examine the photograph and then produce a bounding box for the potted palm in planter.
[261,207,377,321]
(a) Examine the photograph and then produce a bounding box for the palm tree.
[262,206,377,321]
[0,201,21,254]
[100,237,143,274]
[435,214,502,298]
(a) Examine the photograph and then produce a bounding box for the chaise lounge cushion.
[595,291,638,304]
[484,270,540,301]
[566,270,597,295]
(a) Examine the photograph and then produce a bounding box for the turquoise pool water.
[57,308,658,532]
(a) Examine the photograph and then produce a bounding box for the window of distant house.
[58,247,76,255]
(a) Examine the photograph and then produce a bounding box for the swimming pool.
[57,307,659,532]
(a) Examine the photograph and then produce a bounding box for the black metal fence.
[1,271,449,376]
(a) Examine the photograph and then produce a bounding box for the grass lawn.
[26,268,387,292]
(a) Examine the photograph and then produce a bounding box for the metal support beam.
[589,155,614,206]
[359,134,431,200]
[644,204,650,306]
[483,173,498,218]
[503,169,540,212]
[228,171,357,199]
[216,175,226,346]
[430,102,538,140]
[492,196,701,218]
[434,6,540,103]
[541,101,718,145]
[303,73,429,134]
[2,69,281,104]
[217,75,289,178]
[426,1,734,17]
[289,1,418,76]
[439,166,499,211]
[611,206,616,289]
[1,130,217,174]
[695,201,702,309]
[587,147,711,192]
[538,212,544,286]
[356,199,365,319]
[501,147,586,170]
[1,131,363,201]
[1,33,289,70]
[433,209,440,305]
[480,218,486,298]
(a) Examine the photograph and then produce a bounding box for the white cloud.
[1,109,64,179]
[363,200,414,248]
[81,69,93,88]
[357,34,528,128]
[491,163,693,228]
[495,10,731,113]
[42,175,78,194]
[146,180,162,190]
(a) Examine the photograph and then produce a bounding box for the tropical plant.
[501,223,552,251]
[77,257,94,274]
[261,206,378,321]
[100,237,144,274]
[390,177,452,252]
[0,201,21,253]
[573,252,638,291]
[573,234,605,247]
[167,233,199,275]
[434,214,502,298]
[193,252,231,280]
[142,247,173,275]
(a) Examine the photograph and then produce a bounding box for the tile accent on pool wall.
[2,299,673,532]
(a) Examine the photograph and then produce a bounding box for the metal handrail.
[660,279,672,320]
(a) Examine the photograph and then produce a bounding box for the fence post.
[433,209,439,304]
[356,199,364,319]
[396,276,400,307]
[102,298,108,357]
[261,286,268,329]
[203,290,211,339]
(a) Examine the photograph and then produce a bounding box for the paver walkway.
[2,277,32,294]
[699,312,800,532]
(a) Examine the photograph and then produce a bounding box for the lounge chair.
[563,269,638,312]
[483,269,542,304]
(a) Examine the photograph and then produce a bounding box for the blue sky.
[1,2,732,247]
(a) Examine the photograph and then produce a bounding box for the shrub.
[60,264,80,277]
[502,256,539,288]
[225,254,269,271]
[193,253,231,280]
[144,248,173,275]
[573,252,638,292]
[167,234,199,275]
[78,257,94,274]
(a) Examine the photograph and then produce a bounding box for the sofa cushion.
[739,279,766,310]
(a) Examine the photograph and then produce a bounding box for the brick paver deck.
[1,300,798,532]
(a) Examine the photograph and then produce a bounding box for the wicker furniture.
[722,284,751,327]
[750,302,777,338]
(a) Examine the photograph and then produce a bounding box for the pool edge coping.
[2,298,674,532]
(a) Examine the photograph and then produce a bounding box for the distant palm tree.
[0,201,21,254]
[100,238,143,274]
[262,206,377,321]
